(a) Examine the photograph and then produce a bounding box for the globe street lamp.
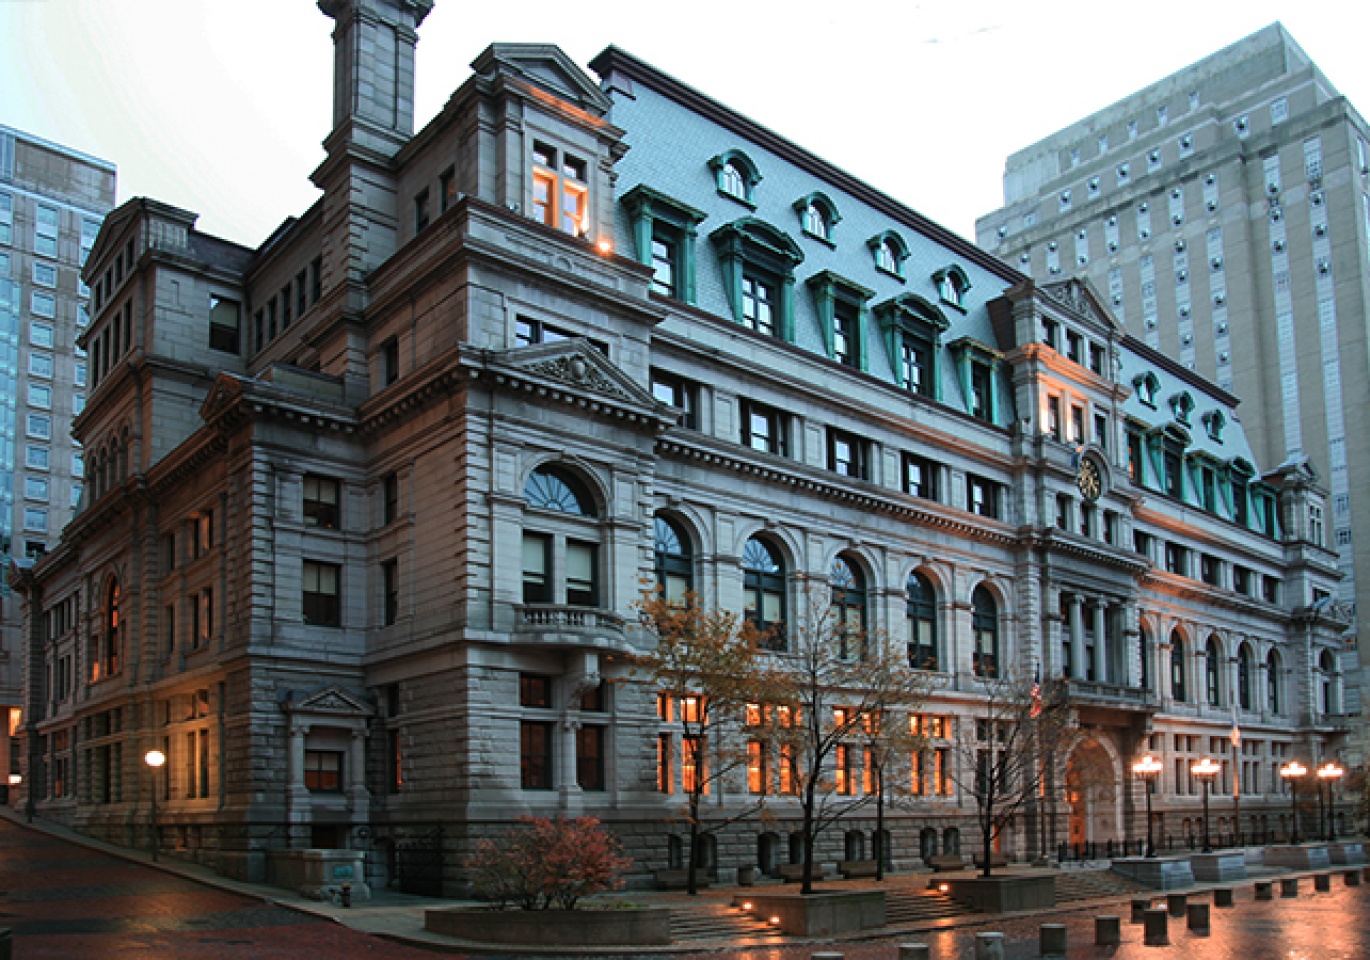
[1316,761,1345,842]
[1279,760,1307,845]
[144,749,166,862]
[1191,757,1222,853]
[1132,754,1163,858]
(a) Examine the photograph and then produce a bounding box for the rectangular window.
[382,337,399,386]
[520,721,554,789]
[164,604,176,657]
[531,142,588,235]
[34,203,58,258]
[303,475,340,529]
[30,322,54,348]
[26,414,51,440]
[389,729,404,793]
[280,283,292,328]
[899,337,931,395]
[414,187,431,233]
[28,352,52,379]
[382,559,398,625]
[681,734,705,794]
[835,744,854,795]
[304,749,343,792]
[519,674,552,708]
[967,475,999,518]
[747,740,768,794]
[23,507,48,532]
[742,400,787,456]
[28,383,51,409]
[833,300,860,367]
[311,257,322,304]
[302,561,341,626]
[741,274,776,336]
[24,476,48,502]
[657,734,673,793]
[195,511,213,557]
[197,589,213,646]
[71,453,84,478]
[439,167,456,214]
[25,445,49,470]
[903,453,937,500]
[650,235,677,296]
[32,262,56,287]
[383,472,399,524]
[566,540,598,606]
[208,295,241,353]
[651,370,697,430]
[522,533,551,603]
[970,362,994,421]
[828,428,866,479]
[296,270,307,317]
[31,291,55,318]
[576,726,605,791]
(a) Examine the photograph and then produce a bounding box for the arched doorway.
[1065,738,1119,848]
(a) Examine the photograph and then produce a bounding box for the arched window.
[522,464,600,608]
[1205,636,1222,706]
[524,465,595,516]
[906,572,938,671]
[710,150,761,205]
[653,516,693,603]
[795,192,840,243]
[1319,649,1337,714]
[830,555,866,659]
[972,586,998,678]
[721,162,747,200]
[744,537,786,650]
[1266,649,1282,714]
[1237,643,1253,711]
[1170,632,1186,702]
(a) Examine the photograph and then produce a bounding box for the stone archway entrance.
[1065,738,1118,848]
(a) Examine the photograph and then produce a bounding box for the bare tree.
[764,579,935,894]
[947,672,1075,877]
[633,590,770,895]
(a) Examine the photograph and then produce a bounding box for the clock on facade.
[1077,457,1103,501]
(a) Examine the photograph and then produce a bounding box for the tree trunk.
[874,763,886,881]
[801,785,816,895]
[686,808,700,896]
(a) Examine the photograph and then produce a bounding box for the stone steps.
[1053,868,1152,903]
[885,886,978,924]
[668,902,781,942]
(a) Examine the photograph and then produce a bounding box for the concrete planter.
[266,849,369,901]
[1110,856,1196,890]
[425,906,672,946]
[1329,842,1366,865]
[1190,851,1247,882]
[1264,844,1332,870]
[739,890,885,936]
[944,875,1054,913]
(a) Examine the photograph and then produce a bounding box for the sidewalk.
[2,807,1361,957]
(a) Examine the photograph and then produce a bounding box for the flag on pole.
[1030,663,1043,719]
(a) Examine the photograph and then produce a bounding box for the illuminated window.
[531,141,589,236]
[835,744,854,795]
[304,750,342,792]
[681,734,705,794]
[747,740,768,794]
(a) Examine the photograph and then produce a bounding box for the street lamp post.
[1192,757,1222,853]
[1279,760,1307,845]
[1317,761,1345,842]
[144,749,166,862]
[1132,754,1163,858]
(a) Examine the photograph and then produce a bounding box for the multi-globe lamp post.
[1279,760,1307,845]
[1191,757,1222,853]
[1316,761,1344,842]
[144,749,166,862]
[1132,754,1163,858]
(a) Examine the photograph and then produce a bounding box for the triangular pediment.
[283,684,373,718]
[1042,278,1125,335]
[199,373,249,423]
[495,340,667,416]
[472,44,613,117]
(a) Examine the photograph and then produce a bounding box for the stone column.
[1091,601,1108,683]
[347,728,369,819]
[1069,594,1085,680]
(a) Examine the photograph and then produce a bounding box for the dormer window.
[794,192,840,244]
[869,231,909,278]
[531,141,589,236]
[1133,371,1160,407]
[1202,410,1226,442]
[710,149,761,207]
[932,264,971,311]
[1169,391,1195,425]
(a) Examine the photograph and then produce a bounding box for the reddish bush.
[468,816,631,909]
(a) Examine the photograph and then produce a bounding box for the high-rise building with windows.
[0,125,114,800]
[13,4,1350,896]
[976,26,1367,732]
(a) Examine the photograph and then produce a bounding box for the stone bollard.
[1143,908,1169,945]
[1213,887,1234,907]
[1039,923,1067,957]
[1255,881,1273,900]
[1346,870,1362,887]
[1314,873,1331,892]
[898,946,931,960]
[1095,915,1121,946]
[1167,892,1188,916]
[1280,877,1299,898]
[975,932,1005,960]
[1131,897,1150,923]
[1186,902,1210,932]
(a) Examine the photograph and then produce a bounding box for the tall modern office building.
[0,125,115,798]
[976,24,1367,723]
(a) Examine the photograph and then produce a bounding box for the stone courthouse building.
[14,1,1352,892]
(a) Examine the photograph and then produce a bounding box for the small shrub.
[468,816,631,910]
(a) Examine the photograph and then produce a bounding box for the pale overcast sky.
[1,1,1366,247]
